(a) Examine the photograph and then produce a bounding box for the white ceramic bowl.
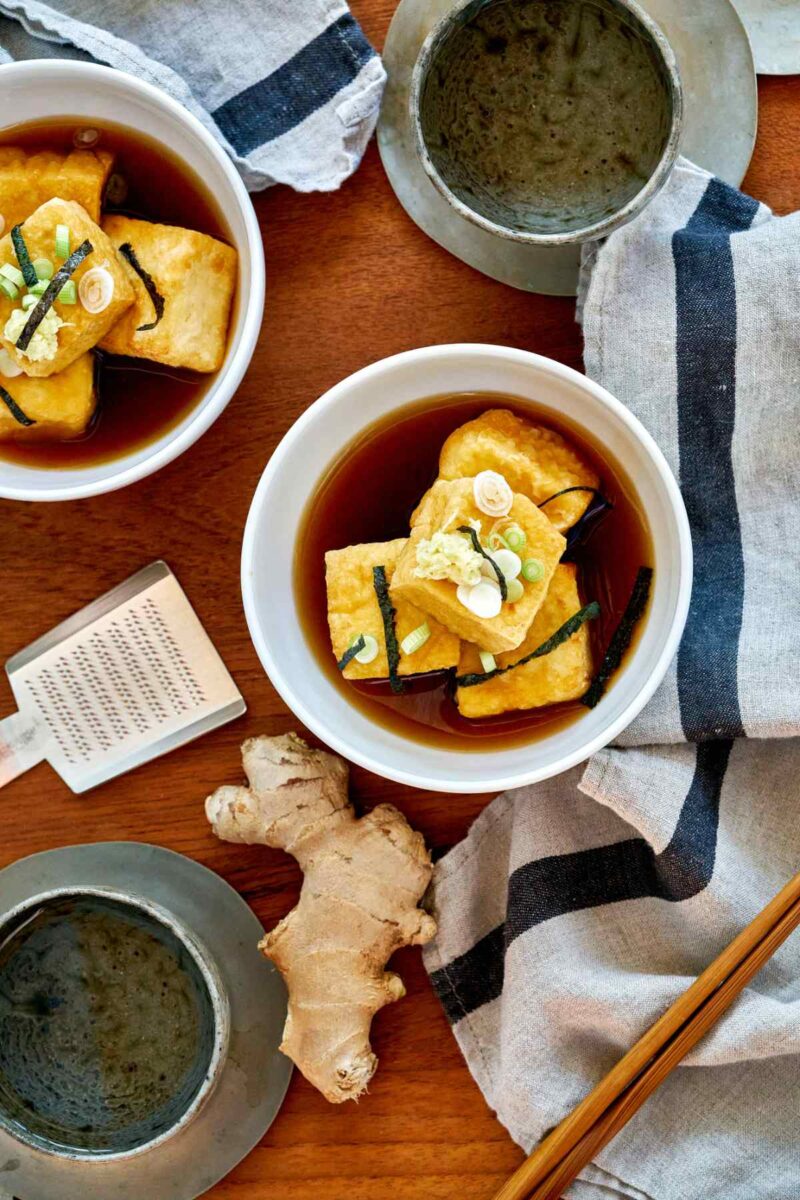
[0,60,264,502]
[242,345,692,794]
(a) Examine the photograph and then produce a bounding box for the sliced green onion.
[0,263,24,289]
[488,532,506,551]
[502,524,527,554]
[0,277,18,301]
[33,258,54,280]
[54,224,71,259]
[28,279,48,297]
[522,558,544,583]
[479,650,496,673]
[58,280,77,305]
[350,633,379,665]
[505,577,524,603]
[21,294,38,310]
[400,622,430,656]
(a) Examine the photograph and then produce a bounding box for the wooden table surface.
[1,7,799,1195]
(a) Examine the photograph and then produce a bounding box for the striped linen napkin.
[0,0,385,191]
[424,160,800,1199]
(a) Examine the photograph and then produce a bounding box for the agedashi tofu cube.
[0,199,134,378]
[325,538,461,681]
[0,146,114,228]
[0,353,96,441]
[438,409,599,533]
[456,564,593,718]
[99,215,237,372]
[391,478,566,655]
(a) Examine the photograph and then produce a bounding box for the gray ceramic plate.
[0,842,292,1200]
[378,0,758,295]
[731,0,800,73]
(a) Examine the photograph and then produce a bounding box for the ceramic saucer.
[378,0,758,296]
[0,842,292,1200]
[731,0,800,73]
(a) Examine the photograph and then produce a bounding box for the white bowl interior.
[0,62,260,500]
[243,345,691,793]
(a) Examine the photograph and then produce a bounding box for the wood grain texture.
[0,1,795,1190]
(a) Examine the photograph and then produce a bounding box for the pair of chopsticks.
[491,868,800,1200]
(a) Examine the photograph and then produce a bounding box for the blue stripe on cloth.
[429,741,732,1024]
[212,12,376,155]
[672,179,760,741]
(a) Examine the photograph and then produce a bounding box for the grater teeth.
[5,562,244,793]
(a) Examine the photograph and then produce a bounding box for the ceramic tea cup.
[0,886,230,1161]
[410,0,683,245]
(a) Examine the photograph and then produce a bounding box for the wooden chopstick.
[491,869,800,1200]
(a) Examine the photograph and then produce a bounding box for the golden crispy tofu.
[456,564,593,718]
[0,200,134,378]
[0,146,114,228]
[326,538,460,680]
[99,216,237,372]
[0,354,96,441]
[438,409,599,532]
[391,478,566,655]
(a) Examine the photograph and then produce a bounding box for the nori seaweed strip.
[456,601,601,688]
[539,486,614,556]
[337,635,366,672]
[582,566,653,709]
[372,565,406,694]
[457,525,507,601]
[10,225,37,287]
[538,485,606,509]
[15,239,93,353]
[119,242,165,331]
[0,385,35,427]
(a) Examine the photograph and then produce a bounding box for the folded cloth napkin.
[0,0,385,191]
[424,159,800,1200]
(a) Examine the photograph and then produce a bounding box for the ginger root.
[205,732,437,1103]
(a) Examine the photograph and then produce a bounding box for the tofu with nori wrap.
[455,564,594,717]
[0,146,114,228]
[325,539,461,680]
[0,199,134,377]
[99,215,237,372]
[391,478,566,655]
[0,353,96,440]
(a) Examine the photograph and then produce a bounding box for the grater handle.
[0,711,48,788]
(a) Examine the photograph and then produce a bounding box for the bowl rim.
[241,343,693,793]
[0,59,264,503]
[409,0,685,247]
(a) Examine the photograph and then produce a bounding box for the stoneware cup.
[0,60,263,502]
[410,0,684,246]
[0,885,230,1161]
[242,343,692,794]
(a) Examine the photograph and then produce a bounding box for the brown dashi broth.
[295,394,653,751]
[0,119,235,469]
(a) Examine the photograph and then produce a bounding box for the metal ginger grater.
[0,561,245,793]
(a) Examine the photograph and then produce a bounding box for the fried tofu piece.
[326,538,461,680]
[0,146,114,228]
[0,200,134,378]
[456,564,593,718]
[99,216,237,372]
[0,354,96,441]
[438,409,600,532]
[391,478,566,655]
